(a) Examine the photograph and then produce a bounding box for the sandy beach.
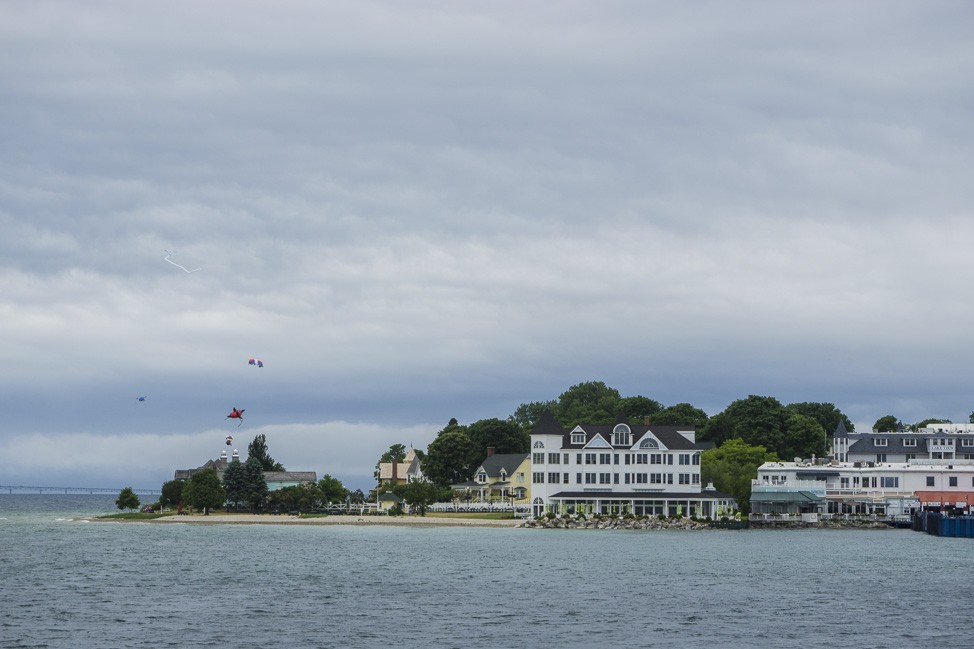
[92,513,520,528]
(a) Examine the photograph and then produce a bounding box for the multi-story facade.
[752,458,974,516]
[529,412,735,518]
[833,421,974,464]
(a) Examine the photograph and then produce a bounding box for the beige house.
[377,448,423,487]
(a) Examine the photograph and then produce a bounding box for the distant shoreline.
[85,513,520,528]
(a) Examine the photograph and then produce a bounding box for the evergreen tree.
[243,457,269,512]
[247,434,285,471]
[222,459,247,510]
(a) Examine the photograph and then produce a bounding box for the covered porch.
[535,491,737,519]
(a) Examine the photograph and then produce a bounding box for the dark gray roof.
[450,480,483,489]
[532,410,565,436]
[175,459,315,484]
[264,471,317,483]
[847,433,939,455]
[478,453,528,478]
[833,420,849,438]
[174,457,228,480]
[554,424,700,451]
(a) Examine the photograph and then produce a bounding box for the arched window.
[532,497,545,518]
[639,437,659,449]
[533,440,545,449]
[613,423,631,446]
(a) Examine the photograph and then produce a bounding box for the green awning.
[750,491,824,503]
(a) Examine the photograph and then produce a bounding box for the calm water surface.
[1,495,971,648]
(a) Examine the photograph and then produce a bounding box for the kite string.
[163,250,201,273]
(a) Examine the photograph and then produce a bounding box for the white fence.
[428,502,531,515]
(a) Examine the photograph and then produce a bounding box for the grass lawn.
[423,512,515,520]
[97,512,171,520]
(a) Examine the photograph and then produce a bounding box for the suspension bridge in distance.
[0,485,160,496]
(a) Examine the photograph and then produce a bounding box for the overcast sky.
[2,1,972,492]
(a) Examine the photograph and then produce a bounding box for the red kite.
[226,407,245,427]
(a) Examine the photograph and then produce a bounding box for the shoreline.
[85,513,520,528]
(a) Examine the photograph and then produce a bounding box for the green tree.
[268,484,318,512]
[159,479,185,509]
[466,418,529,459]
[182,469,226,514]
[702,395,789,455]
[423,425,478,487]
[222,459,247,510]
[873,415,902,432]
[556,381,622,426]
[243,457,269,512]
[701,439,778,516]
[247,434,285,471]
[115,486,140,511]
[701,411,734,447]
[781,413,827,460]
[651,403,710,427]
[318,474,349,503]
[786,402,854,436]
[619,396,663,423]
[397,480,444,516]
[508,400,558,432]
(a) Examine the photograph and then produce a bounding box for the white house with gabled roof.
[529,411,735,518]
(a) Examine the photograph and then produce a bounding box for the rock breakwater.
[518,516,714,531]
[517,516,895,530]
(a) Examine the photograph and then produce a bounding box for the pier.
[912,511,974,538]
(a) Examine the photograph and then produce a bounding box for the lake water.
[1,494,971,648]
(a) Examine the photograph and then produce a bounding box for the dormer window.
[613,424,631,446]
[571,432,586,445]
[874,438,887,447]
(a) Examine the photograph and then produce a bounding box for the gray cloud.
[2,1,973,488]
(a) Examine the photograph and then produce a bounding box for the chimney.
[643,416,651,425]
[487,447,495,457]
[392,460,398,481]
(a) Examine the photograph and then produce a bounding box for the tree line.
[381,380,968,515]
[118,433,359,514]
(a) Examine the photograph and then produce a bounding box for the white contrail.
[163,250,201,273]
